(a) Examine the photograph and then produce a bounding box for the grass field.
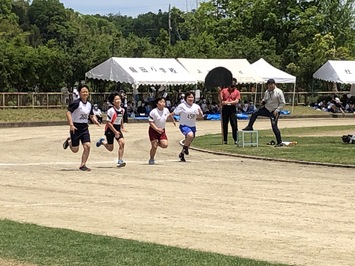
[193,125,355,166]
[0,219,288,266]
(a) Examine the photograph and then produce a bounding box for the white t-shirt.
[67,99,93,125]
[107,106,124,125]
[149,107,170,129]
[174,102,201,127]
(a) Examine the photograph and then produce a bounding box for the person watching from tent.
[243,79,286,147]
[137,102,147,116]
[92,104,103,124]
[218,78,240,144]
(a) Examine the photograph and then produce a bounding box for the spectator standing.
[243,79,286,147]
[218,78,240,144]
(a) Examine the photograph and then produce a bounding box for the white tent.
[85,57,197,86]
[313,60,355,84]
[251,58,296,84]
[177,58,264,84]
[251,58,296,111]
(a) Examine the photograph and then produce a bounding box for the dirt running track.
[0,118,354,266]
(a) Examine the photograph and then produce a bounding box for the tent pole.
[291,83,296,114]
[253,83,257,105]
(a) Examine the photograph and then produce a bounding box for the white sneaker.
[117,160,126,167]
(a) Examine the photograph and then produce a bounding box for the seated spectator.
[327,99,345,116]
[345,101,355,113]
[239,100,256,114]
[207,101,219,114]
[93,104,103,124]
[127,101,133,116]
[200,98,208,114]
[137,102,147,116]
[316,99,327,111]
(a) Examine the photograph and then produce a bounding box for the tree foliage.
[1,0,355,92]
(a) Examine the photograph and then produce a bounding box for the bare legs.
[150,139,168,162]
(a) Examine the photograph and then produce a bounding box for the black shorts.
[70,124,90,146]
[105,126,124,145]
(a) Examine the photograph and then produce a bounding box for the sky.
[59,0,204,17]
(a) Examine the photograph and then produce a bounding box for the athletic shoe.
[96,137,105,147]
[242,126,254,131]
[183,147,189,155]
[63,137,70,149]
[79,165,91,171]
[223,141,227,144]
[179,152,186,162]
[117,160,126,168]
[274,143,284,147]
[235,141,238,145]
[148,159,155,165]
[267,140,276,145]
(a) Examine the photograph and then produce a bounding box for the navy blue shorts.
[70,127,90,146]
[105,125,124,145]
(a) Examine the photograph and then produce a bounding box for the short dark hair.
[78,84,89,92]
[266,79,276,85]
[107,92,120,104]
[155,97,165,104]
[184,91,195,100]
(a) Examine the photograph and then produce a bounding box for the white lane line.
[0,158,237,167]
[2,200,115,208]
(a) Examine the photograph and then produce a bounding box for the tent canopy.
[85,57,197,86]
[313,60,355,84]
[177,58,264,84]
[251,58,296,84]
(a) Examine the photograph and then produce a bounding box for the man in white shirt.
[243,79,286,147]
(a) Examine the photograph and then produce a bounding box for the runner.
[62,85,100,171]
[96,93,127,167]
[148,97,176,165]
[173,91,203,162]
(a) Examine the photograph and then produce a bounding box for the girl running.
[173,92,203,162]
[148,97,176,165]
[96,93,126,167]
[62,85,100,171]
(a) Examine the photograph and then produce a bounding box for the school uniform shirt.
[262,87,286,113]
[106,106,124,130]
[174,102,202,127]
[68,99,93,129]
[149,107,170,129]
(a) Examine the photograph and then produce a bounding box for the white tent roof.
[251,58,296,84]
[313,60,355,84]
[85,57,197,86]
[177,58,264,84]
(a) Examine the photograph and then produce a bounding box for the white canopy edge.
[85,57,198,86]
[177,58,265,84]
[251,58,296,84]
[313,60,355,84]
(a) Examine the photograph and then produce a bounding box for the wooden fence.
[0,91,349,109]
